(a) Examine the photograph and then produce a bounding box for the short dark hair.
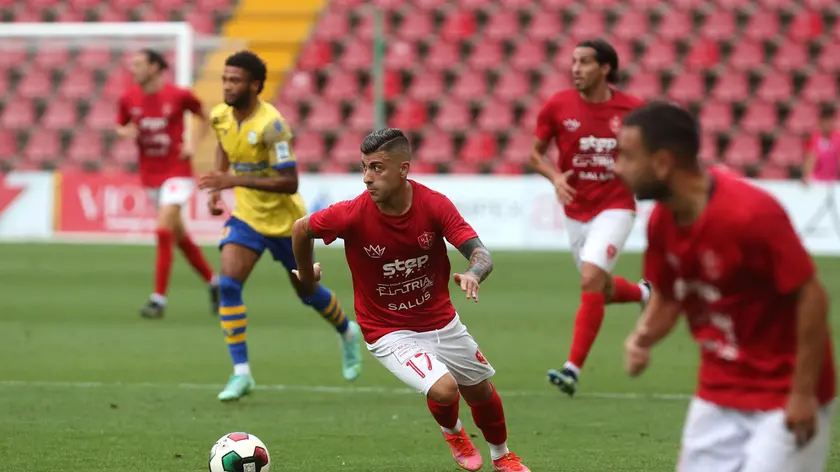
[225,51,267,94]
[623,101,701,170]
[577,39,619,84]
[141,49,168,71]
[361,128,411,158]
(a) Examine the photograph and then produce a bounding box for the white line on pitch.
[0,379,692,401]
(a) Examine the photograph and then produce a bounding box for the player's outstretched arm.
[528,137,559,182]
[624,289,681,377]
[453,237,492,302]
[290,216,321,287]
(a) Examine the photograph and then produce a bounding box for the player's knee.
[580,263,608,293]
[458,380,493,404]
[157,204,181,231]
[427,374,459,405]
[218,275,243,300]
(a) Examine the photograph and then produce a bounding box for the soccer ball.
[208,432,270,472]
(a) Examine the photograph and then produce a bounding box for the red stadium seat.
[23,130,62,165]
[626,72,663,102]
[450,69,488,101]
[744,12,781,41]
[330,0,366,8]
[801,73,838,104]
[322,69,359,101]
[0,130,16,159]
[715,0,754,9]
[527,13,563,42]
[434,101,471,130]
[537,72,572,101]
[1,100,35,130]
[67,0,105,9]
[95,8,130,22]
[111,139,139,165]
[784,102,820,135]
[626,0,663,8]
[396,9,434,41]
[86,99,117,130]
[41,99,79,131]
[66,131,105,165]
[332,132,367,165]
[723,135,761,167]
[468,40,505,71]
[756,165,789,179]
[12,7,45,22]
[728,40,766,72]
[348,101,375,131]
[541,0,579,10]
[484,11,520,41]
[788,10,823,42]
[296,40,333,71]
[699,133,719,164]
[55,9,85,22]
[494,71,530,102]
[318,161,353,173]
[667,72,705,105]
[493,161,525,175]
[391,99,428,131]
[195,0,236,11]
[293,132,325,166]
[610,40,635,70]
[384,40,417,69]
[499,0,538,8]
[476,99,515,132]
[509,39,547,71]
[339,39,374,71]
[306,101,343,131]
[363,69,402,100]
[0,41,29,73]
[313,10,349,41]
[804,0,837,9]
[684,40,721,72]
[424,41,460,71]
[105,0,144,13]
[772,43,809,70]
[275,103,301,125]
[187,13,218,35]
[640,40,677,72]
[279,71,316,104]
[658,10,694,41]
[700,11,737,41]
[448,162,481,174]
[407,72,445,101]
[568,11,605,43]
[699,101,734,133]
[613,10,648,42]
[711,72,749,102]
[28,0,61,9]
[415,131,454,165]
[502,132,534,164]
[816,41,840,72]
[17,68,53,99]
[102,71,132,99]
[58,68,97,100]
[0,72,8,97]
[767,134,806,167]
[75,47,114,70]
[440,10,477,41]
[520,103,541,131]
[739,101,778,134]
[460,132,498,163]
[755,74,793,103]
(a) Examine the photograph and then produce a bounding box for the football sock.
[610,276,643,304]
[301,285,349,335]
[177,235,215,283]
[219,276,248,368]
[568,292,606,369]
[427,394,461,431]
[154,228,174,297]
[466,384,509,460]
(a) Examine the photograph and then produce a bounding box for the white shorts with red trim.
[145,177,195,208]
[566,209,636,273]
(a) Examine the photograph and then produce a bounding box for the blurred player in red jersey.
[116,49,218,319]
[617,102,836,472]
[530,39,650,396]
[290,129,530,472]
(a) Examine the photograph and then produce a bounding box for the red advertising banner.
[56,172,234,240]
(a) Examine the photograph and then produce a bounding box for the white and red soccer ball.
[208,432,270,472]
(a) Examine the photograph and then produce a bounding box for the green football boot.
[217,374,255,402]
[340,321,364,381]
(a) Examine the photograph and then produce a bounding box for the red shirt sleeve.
[749,197,815,294]
[643,206,675,300]
[434,192,478,248]
[308,200,354,245]
[535,98,558,142]
[181,89,204,115]
[117,95,130,126]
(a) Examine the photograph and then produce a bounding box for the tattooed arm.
[457,237,493,283]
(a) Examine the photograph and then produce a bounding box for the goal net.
[0,22,246,174]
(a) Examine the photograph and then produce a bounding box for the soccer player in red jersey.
[530,39,650,396]
[116,49,218,319]
[290,129,530,472]
[617,102,836,472]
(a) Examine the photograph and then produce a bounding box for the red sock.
[466,384,507,446]
[568,292,606,369]
[427,394,460,430]
[154,228,174,296]
[177,235,214,283]
[610,276,643,304]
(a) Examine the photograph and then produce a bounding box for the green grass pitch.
[1,243,839,471]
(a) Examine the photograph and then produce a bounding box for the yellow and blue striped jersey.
[210,101,306,237]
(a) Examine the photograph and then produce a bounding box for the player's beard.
[633,178,672,201]
[226,93,249,109]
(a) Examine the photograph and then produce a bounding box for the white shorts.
[678,397,835,472]
[366,315,496,396]
[566,209,635,272]
[145,177,195,209]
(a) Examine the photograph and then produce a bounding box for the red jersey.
[644,169,836,411]
[309,180,478,344]
[117,83,203,188]
[535,89,643,222]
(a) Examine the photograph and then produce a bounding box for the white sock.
[563,362,581,377]
[233,363,251,376]
[210,274,219,286]
[639,282,651,303]
[489,442,509,461]
[441,419,463,435]
[150,293,167,305]
[340,321,356,342]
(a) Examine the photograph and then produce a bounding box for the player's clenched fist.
[623,333,650,377]
[207,191,224,216]
[785,392,819,448]
[453,272,480,302]
[292,262,322,288]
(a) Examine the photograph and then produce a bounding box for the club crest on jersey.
[247,131,258,145]
[606,244,617,260]
[418,232,435,250]
[609,115,622,134]
[563,118,581,131]
[364,245,385,259]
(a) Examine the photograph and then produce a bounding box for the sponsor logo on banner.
[0,172,54,238]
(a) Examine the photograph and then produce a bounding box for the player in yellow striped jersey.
[198,51,362,401]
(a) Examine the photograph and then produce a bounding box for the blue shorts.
[219,216,297,271]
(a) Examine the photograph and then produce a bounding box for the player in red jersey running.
[116,49,218,319]
[530,39,650,396]
[617,102,836,472]
[290,129,530,472]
